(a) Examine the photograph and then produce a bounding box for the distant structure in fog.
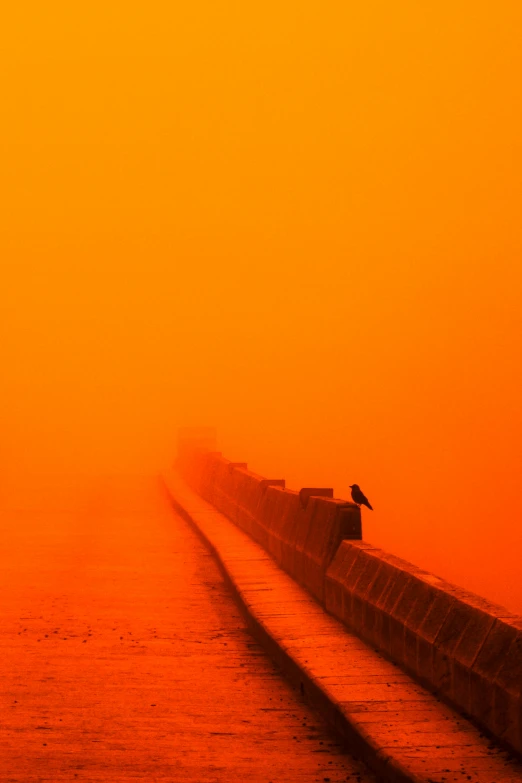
[349,484,373,510]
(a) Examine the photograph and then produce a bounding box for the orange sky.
[2,1,521,611]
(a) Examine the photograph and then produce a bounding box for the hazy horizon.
[2,1,521,613]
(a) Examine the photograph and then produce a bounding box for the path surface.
[163,470,522,783]
[0,475,374,782]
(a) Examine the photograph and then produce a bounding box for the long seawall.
[176,435,522,756]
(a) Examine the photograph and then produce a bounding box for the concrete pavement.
[163,469,522,783]
[0,475,375,782]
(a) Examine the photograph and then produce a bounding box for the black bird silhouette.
[349,484,373,510]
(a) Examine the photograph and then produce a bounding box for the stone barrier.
[176,440,522,756]
[324,540,522,755]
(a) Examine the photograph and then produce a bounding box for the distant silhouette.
[349,484,373,510]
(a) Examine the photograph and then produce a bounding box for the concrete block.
[404,581,437,634]
[256,483,277,530]
[336,542,367,585]
[388,614,407,664]
[324,543,357,621]
[366,560,393,606]
[416,592,454,683]
[260,479,286,489]
[208,458,231,513]
[237,472,266,539]
[298,497,336,601]
[261,486,282,562]
[324,549,379,648]
[219,466,243,522]
[402,582,436,674]
[492,628,522,752]
[432,602,472,695]
[497,624,522,687]
[386,575,418,661]
[257,480,286,553]
[279,492,301,574]
[299,488,333,508]
[382,570,412,616]
[351,556,382,636]
[379,610,392,656]
[470,618,521,728]
[341,550,379,634]
[352,552,382,600]
[254,484,281,549]
[450,606,496,712]
[418,591,455,644]
[366,561,401,653]
[381,571,414,660]
[337,504,362,540]
[491,682,521,753]
[199,452,226,505]
[233,471,254,531]
[292,498,317,589]
[265,488,297,568]
[474,618,521,680]
[361,600,380,647]
[416,637,435,686]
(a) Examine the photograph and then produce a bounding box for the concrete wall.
[176,444,361,604]
[325,540,522,755]
[176,442,522,756]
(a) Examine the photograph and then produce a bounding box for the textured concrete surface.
[0,475,375,782]
[324,542,522,755]
[163,469,522,783]
[177,447,522,755]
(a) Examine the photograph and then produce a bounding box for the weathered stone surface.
[0,476,375,783]
[179,446,522,756]
[165,470,522,783]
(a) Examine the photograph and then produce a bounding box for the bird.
[349,484,373,510]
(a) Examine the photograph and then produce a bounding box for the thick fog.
[2,1,521,611]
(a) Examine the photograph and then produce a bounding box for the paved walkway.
[0,475,374,782]
[163,470,522,783]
